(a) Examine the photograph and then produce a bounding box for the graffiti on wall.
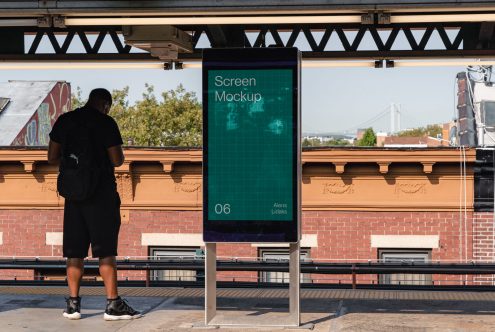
[25,118,38,146]
[12,82,71,146]
[37,103,51,145]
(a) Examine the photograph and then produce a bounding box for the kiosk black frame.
[202,47,301,243]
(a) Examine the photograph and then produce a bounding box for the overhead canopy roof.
[1,0,495,15]
[0,1,494,63]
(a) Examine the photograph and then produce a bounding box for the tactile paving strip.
[1,286,495,301]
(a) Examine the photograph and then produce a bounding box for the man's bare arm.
[47,140,62,165]
[107,145,125,167]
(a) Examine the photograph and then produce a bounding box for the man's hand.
[107,145,125,167]
[47,140,61,165]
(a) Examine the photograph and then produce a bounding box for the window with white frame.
[379,249,432,285]
[150,247,201,282]
[259,248,311,283]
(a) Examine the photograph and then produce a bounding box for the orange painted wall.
[0,147,488,285]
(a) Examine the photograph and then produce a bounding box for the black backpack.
[57,110,101,201]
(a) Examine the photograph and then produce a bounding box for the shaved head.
[88,88,112,105]
[86,88,112,114]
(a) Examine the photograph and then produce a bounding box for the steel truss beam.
[0,23,494,62]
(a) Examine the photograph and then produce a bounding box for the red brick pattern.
[0,209,487,285]
[473,212,495,284]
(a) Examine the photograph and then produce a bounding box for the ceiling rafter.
[3,22,494,61]
[27,28,132,55]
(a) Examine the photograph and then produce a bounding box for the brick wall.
[0,209,480,285]
[0,210,63,280]
[473,212,495,285]
[304,211,471,285]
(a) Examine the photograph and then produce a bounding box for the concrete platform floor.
[1,287,495,331]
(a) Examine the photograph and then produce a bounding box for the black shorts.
[63,186,121,258]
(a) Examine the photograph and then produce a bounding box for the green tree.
[71,84,202,147]
[397,124,442,138]
[109,84,202,147]
[302,138,351,147]
[356,127,376,146]
[71,86,85,110]
[326,139,351,146]
[302,138,322,147]
[159,84,202,146]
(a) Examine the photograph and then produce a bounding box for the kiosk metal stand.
[202,47,302,329]
[205,241,301,328]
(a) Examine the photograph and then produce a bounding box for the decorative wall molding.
[0,147,476,211]
[333,162,346,174]
[175,182,202,193]
[395,181,428,195]
[304,148,472,175]
[41,180,57,193]
[116,173,134,202]
[322,182,354,195]
[378,162,390,174]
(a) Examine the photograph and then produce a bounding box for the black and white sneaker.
[63,297,81,320]
[104,297,142,321]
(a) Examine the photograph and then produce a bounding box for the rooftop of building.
[0,81,63,145]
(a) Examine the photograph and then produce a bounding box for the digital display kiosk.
[203,48,301,242]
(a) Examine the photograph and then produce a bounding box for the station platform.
[1,286,495,331]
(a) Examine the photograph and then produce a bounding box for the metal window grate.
[259,248,311,283]
[150,248,200,282]
[379,250,432,286]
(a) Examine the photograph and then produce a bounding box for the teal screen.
[207,69,294,221]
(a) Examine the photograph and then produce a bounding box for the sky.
[0,29,468,134]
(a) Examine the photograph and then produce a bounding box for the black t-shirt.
[49,106,123,188]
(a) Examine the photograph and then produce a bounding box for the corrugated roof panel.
[0,81,57,145]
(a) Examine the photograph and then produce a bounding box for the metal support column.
[204,241,301,328]
[289,241,301,326]
[205,242,217,325]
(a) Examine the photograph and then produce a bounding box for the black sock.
[107,296,120,301]
[69,296,80,300]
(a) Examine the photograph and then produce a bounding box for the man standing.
[48,88,141,321]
